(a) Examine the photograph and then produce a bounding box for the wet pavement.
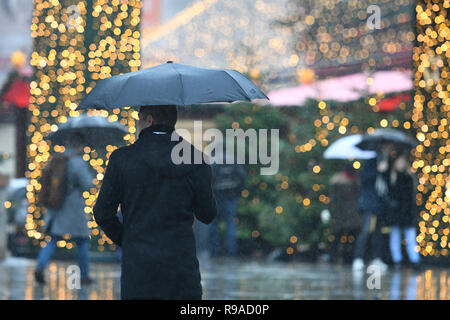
[0,256,448,300]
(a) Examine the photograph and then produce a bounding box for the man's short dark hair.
[139,105,178,127]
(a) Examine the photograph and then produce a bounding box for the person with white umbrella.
[324,135,374,264]
[325,134,388,270]
[327,163,361,263]
[324,134,376,161]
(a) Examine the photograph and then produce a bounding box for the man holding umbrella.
[84,62,267,299]
[78,61,267,299]
[93,105,217,299]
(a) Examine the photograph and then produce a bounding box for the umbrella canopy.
[324,134,377,160]
[46,114,128,147]
[6,178,28,201]
[77,62,268,110]
[356,128,417,151]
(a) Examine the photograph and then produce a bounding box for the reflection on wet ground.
[0,256,448,300]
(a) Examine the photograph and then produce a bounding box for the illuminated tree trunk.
[28,0,142,252]
[413,0,449,259]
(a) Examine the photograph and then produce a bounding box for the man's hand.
[377,159,389,172]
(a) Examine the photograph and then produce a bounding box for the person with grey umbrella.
[385,151,421,270]
[35,133,95,285]
[93,105,217,299]
[352,142,393,272]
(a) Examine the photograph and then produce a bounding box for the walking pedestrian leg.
[224,197,238,256]
[354,212,372,259]
[75,238,90,280]
[404,227,420,264]
[208,218,220,257]
[369,216,388,271]
[389,226,403,264]
[353,211,372,271]
[36,238,57,271]
[370,215,383,260]
[35,238,58,283]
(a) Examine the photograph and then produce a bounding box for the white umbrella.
[324,135,377,160]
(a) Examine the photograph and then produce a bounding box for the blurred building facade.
[0,0,33,179]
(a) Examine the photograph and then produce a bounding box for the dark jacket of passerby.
[211,156,246,199]
[385,172,418,227]
[93,124,217,300]
[45,147,94,239]
[329,170,361,232]
[358,158,385,215]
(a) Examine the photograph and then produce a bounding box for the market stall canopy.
[266,70,413,106]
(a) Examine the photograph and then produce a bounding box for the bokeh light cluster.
[141,0,415,91]
[27,0,142,252]
[285,0,415,76]
[413,0,449,258]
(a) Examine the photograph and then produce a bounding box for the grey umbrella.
[76,61,268,110]
[46,114,128,147]
[6,178,28,201]
[356,128,417,151]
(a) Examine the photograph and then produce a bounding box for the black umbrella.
[46,114,128,147]
[76,61,268,110]
[356,128,417,151]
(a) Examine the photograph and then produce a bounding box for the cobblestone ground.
[0,256,448,300]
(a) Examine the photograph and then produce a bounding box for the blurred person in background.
[5,178,30,257]
[385,150,421,270]
[328,163,361,264]
[353,142,394,272]
[35,133,94,284]
[209,147,246,258]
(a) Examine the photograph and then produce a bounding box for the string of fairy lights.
[413,0,449,258]
[27,0,142,252]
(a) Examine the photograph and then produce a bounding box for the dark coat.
[329,171,361,232]
[211,162,246,199]
[385,172,418,227]
[93,124,217,300]
[45,147,94,239]
[358,158,384,215]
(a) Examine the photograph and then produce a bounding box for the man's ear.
[145,114,153,127]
